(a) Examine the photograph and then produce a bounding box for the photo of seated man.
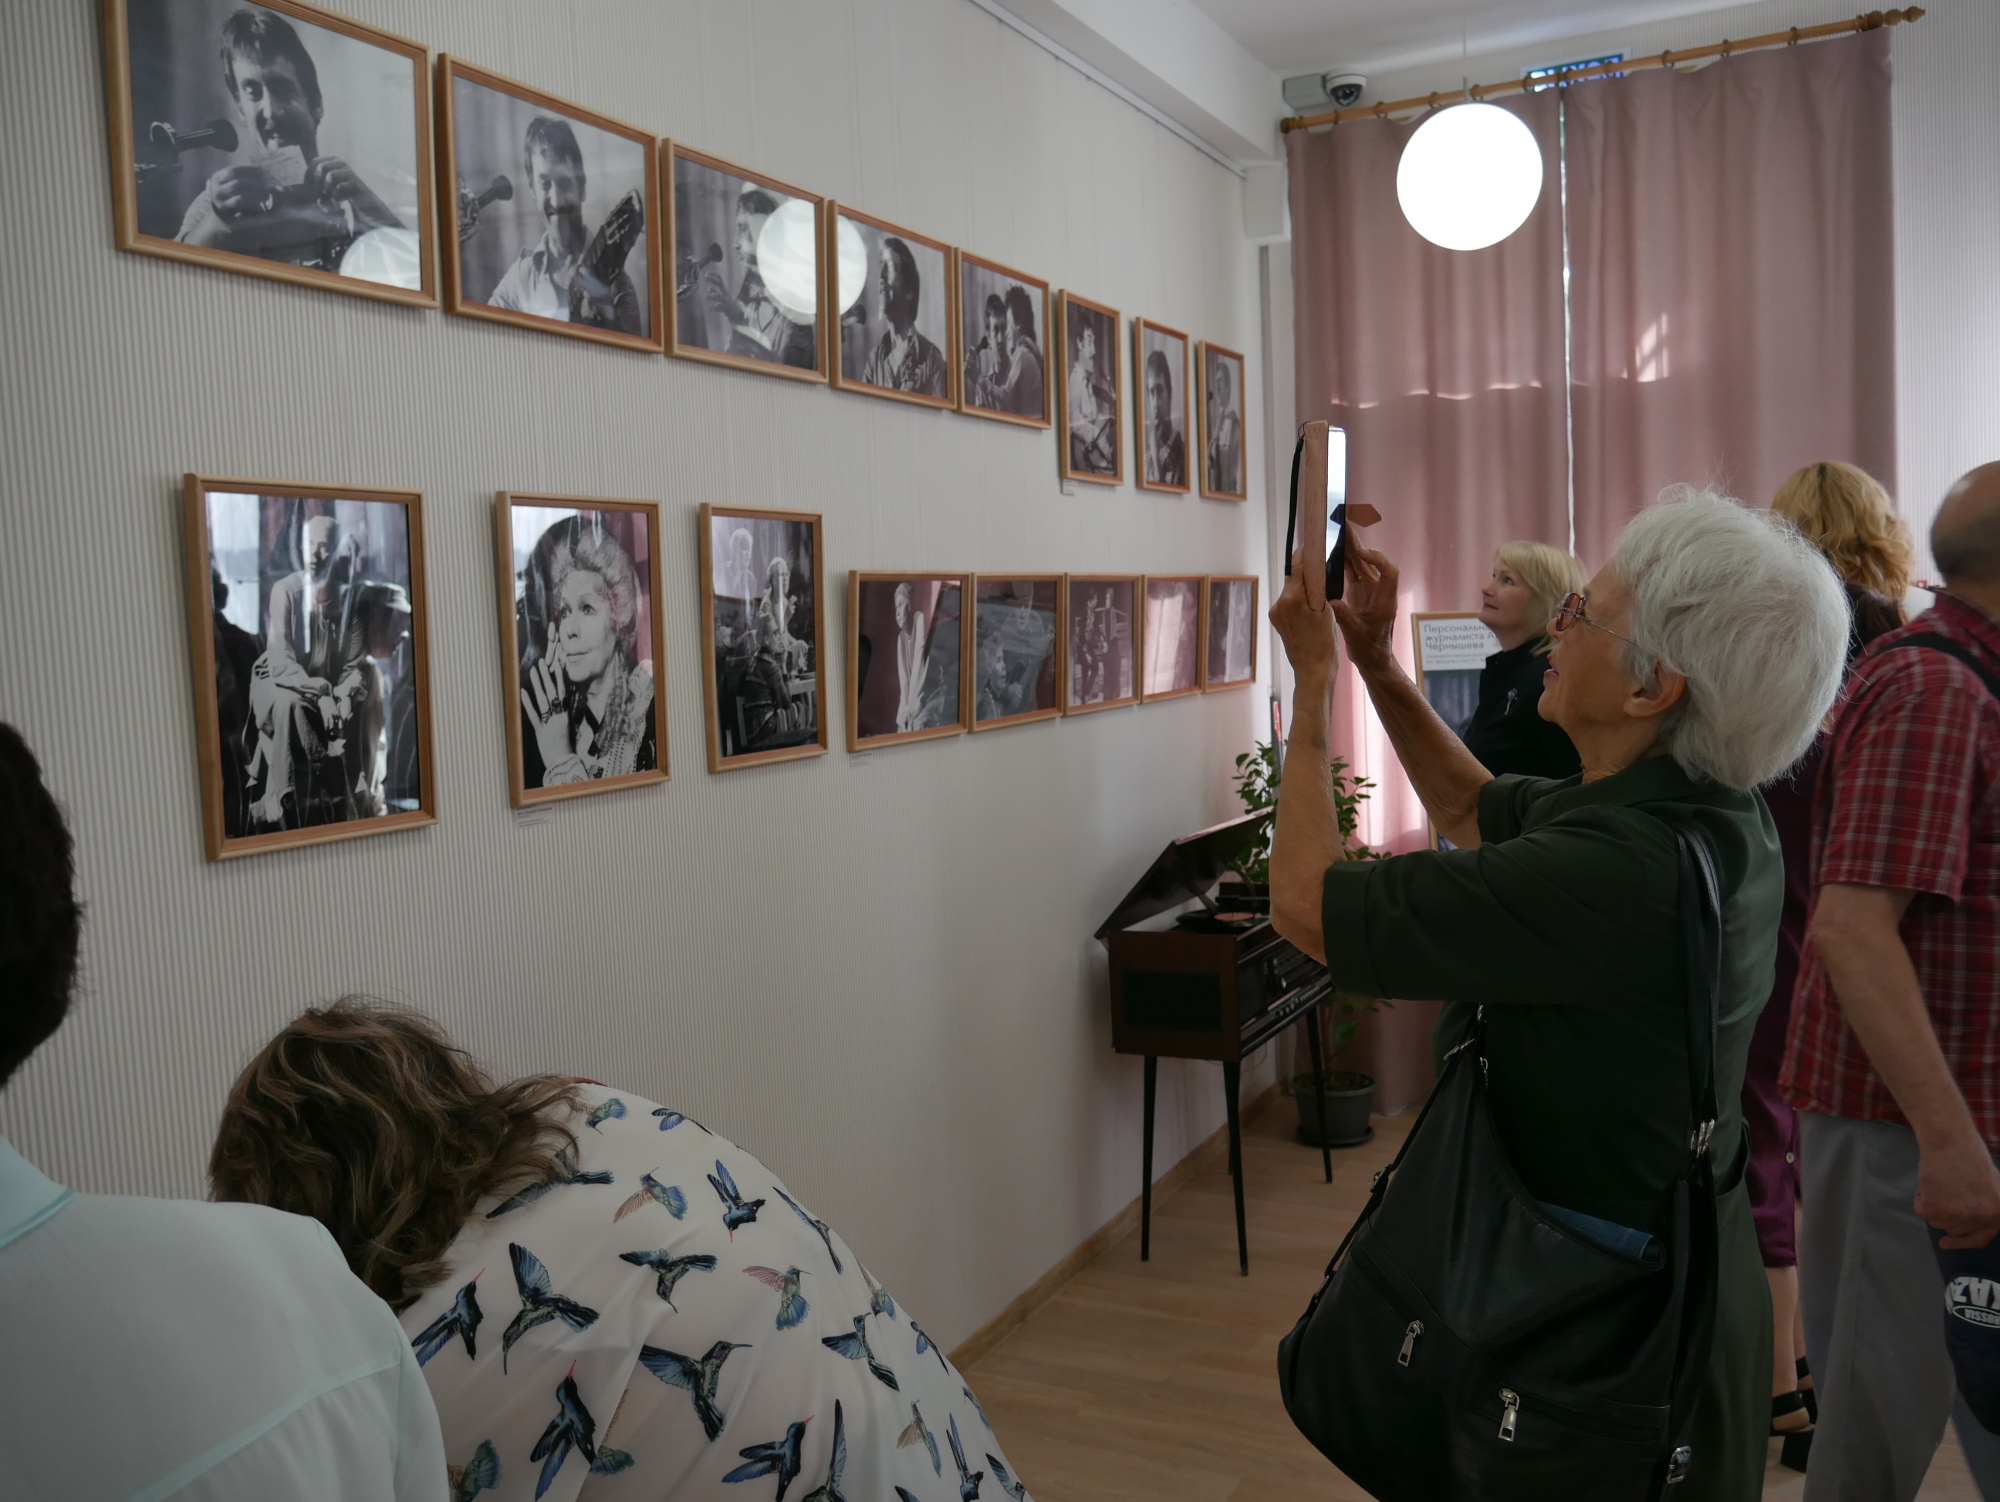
[672,151,820,374]
[1064,304,1119,478]
[972,580,1059,726]
[707,515,819,759]
[121,0,423,289]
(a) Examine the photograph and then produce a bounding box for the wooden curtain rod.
[1280,8,1924,132]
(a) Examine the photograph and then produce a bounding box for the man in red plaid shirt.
[1784,463,2000,1499]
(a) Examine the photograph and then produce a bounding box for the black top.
[1459,638,1581,780]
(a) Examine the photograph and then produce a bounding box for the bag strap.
[1879,633,2000,704]
[1658,818,1724,1490]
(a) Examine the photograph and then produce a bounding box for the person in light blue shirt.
[0,722,448,1501]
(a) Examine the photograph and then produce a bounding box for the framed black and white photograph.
[439,57,660,353]
[496,494,668,806]
[829,206,955,409]
[1140,574,1202,702]
[1135,318,1191,493]
[1202,575,1259,691]
[104,0,436,305]
[183,474,435,860]
[1062,575,1139,714]
[848,573,969,749]
[969,576,1062,731]
[955,252,1050,427]
[1196,342,1248,500]
[668,145,825,383]
[699,504,828,772]
[1057,291,1121,485]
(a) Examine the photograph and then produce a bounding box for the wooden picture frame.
[954,251,1052,427]
[1200,575,1260,691]
[1138,574,1203,702]
[847,572,971,749]
[183,473,436,860]
[1061,574,1141,714]
[968,575,1064,731]
[1195,342,1248,501]
[495,493,670,806]
[103,0,437,307]
[698,504,830,772]
[1056,291,1123,485]
[826,205,957,409]
[666,144,827,384]
[1133,318,1192,494]
[437,56,663,354]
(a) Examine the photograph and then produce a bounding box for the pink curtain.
[1287,32,1895,1110]
[1565,29,1897,562]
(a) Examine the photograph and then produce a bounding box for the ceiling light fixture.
[1396,102,1544,252]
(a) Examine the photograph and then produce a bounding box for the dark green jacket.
[1320,754,1777,1501]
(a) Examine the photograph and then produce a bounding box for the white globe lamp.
[1396,102,1544,251]
[755,197,820,322]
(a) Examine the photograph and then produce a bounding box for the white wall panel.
[0,0,1271,1346]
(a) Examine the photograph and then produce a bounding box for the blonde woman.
[1752,461,1910,1466]
[1460,540,1592,779]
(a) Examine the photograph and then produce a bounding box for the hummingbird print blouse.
[400,1084,1033,1502]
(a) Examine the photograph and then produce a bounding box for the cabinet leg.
[1141,1055,1157,1262]
[1224,1059,1247,1275]
[1304,1004,1333,1183]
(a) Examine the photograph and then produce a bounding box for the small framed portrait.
[848,573,969,749]
[1057,292,1122,485]
[439,57,661,353]
[969,576,1062,731]
[1140,575,1203,702]
[1202,575,1260,691]
[182,474,435,860]
[103,0,436,305]
[1134,319,1192,493]
[1196,342,1248,500]
[828,206,955,408]
[955,252,1051,427]
[1061,575,1140,714]
[667,145,825,383]
[699,505,828,772]
[495,494,668,806]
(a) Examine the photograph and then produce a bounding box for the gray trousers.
[1798,1112,2000,1500]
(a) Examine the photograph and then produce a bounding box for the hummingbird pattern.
[744,1265,810,1329]
[639,1339,747,1440]
[614,1171,688,1224]
[413,1275,483,1366]
[485,1149,614,1219]
[723,1416,811,1499]
[619,1249,717,1309]
[775,1185,845,1273]
[710,1159,767,1236]
[395,1084,1033,1502]
[822,1314,898,1390]
[652,1107,712,1132]
[961,1386,992,1430]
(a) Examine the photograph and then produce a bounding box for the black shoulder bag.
[1277,820,1729,1500]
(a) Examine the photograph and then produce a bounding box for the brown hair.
[1770,461,1913,600]
[209,998,580,1309]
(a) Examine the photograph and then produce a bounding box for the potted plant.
[1226,738,1389,1148]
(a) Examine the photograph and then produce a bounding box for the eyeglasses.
[1552,592,1643,650]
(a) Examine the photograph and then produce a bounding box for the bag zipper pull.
[1397,1320,1423,1366]
[1498,1389,1520,1442]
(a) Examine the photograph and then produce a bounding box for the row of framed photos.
[182,474,1263,862]
[105,0,1250,499]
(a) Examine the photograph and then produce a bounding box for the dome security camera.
[1325,73,1367,109]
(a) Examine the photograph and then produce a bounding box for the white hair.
[1608,486,1849,790]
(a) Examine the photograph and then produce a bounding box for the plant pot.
[1293,1070,1377,1148]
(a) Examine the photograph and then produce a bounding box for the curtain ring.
[1788,26,1801,45]
[1719,38,1733,58]
[1660,48,1673,69]
[1426,91,1438,111]
[1375,101,1389,119]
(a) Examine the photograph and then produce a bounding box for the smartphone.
[1284,421,1349,609]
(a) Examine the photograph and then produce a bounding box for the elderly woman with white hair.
[1268,489,1850,1500]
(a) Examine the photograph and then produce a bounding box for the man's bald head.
[1932,462,2000,587]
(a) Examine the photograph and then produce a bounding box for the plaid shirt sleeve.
[1817,667,1984,901]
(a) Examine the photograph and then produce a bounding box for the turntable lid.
[1094,808,1271,941]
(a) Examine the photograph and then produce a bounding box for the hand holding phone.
[1284,422,1355,610]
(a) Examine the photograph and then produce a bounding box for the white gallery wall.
[0,0,1272,1347]
[1355,0,2000,577]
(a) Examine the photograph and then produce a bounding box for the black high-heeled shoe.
[1772,1392,1813,1472]
[1796,1356,1818,1424]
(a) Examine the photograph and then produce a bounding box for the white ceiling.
[1184,0,1758,79]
